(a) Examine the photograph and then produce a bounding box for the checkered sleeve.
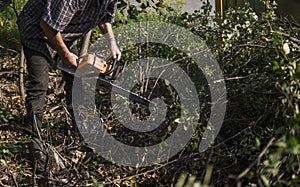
[42,0,78,32]
[100,0,117,23]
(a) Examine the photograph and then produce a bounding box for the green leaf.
[261,175,270,187]
[174,118,181,124]
[175,173,187,187]
[0,159,7,166]
[273,60,280,70]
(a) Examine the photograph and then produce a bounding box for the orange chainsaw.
[57,54,151,105]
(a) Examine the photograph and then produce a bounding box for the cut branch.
[0,44,18,54]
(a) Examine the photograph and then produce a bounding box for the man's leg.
[23,47,49,171]
[62,70,87,143]
[62,71,74,117]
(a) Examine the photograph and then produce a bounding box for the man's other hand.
[61,51,78,67]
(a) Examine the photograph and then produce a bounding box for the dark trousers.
[23,47,74,139]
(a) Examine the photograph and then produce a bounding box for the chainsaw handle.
[97,57,117,76]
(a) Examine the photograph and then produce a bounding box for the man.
[17,0,121,173]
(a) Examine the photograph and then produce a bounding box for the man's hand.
[109,39,121,61]
[61,51,78,67]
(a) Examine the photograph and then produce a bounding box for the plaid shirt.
[17,0,117,61]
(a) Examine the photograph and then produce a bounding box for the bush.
[172,1,299,186]
[0,0,27,51]
[0,0,299,186]
[114,0,300,185]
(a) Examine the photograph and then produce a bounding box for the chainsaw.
[57,54,151,105]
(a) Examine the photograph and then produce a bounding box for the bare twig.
[101,153,199,185]
[272,31,300,44]
[9,170,19,187]
[0,71,17,75]
[213,126,251,149]
[229,137,276,187]
[0,0,13,12]
[19,46,26,101]
[0,44,18,54]
[237,44,271,48]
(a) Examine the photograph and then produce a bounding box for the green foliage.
[114,0,184,25]
[0,0,299,186]
[130,0,300,186]
[0,105,18,123]
[256,3,300,186]
[98,0,300,185]
[0,0,27,50]
[175,166,213,187]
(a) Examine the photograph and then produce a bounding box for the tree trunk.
[79,30,92,56]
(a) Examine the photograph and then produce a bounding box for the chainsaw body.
[57,54,151,105]
[77,54,112,75]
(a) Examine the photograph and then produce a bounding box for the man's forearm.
[40,20,77,66]
[98,22,121,60]
[40,20,70,59]
[99,23,115,41]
